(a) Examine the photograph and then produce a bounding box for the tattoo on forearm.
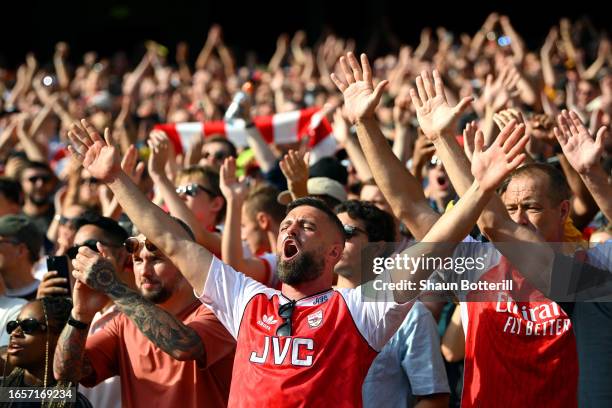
[54,325,93,383]
[109,285,204,361]
[84,257,204,361]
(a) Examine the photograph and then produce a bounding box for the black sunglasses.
[82,177,100,185]
[203,151,230,161]
[276,300,296,337]
[175,183,217,197]
[27,175,52,183]
[59,215,78,227]
[343,224,367,240]
[7,318,47,335]
[123,237,158,254]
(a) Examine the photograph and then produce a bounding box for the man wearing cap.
[278,177,348,209]
[0,215,42,300]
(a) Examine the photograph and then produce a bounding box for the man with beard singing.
[60,51,528,406]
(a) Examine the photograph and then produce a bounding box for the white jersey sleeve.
[196,256,278,338]
[337,281,413,352]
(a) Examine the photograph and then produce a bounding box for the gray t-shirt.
[362,302,449,408]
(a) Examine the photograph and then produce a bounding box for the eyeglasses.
[123,237,158,254]
[426,156,443,169]
[6,318,47,335]
[175,183,217,197]
[202,151,230,161]
[343,224,367,240]
[27,175,52,183]
[67,239,119,259]
[276,300,296,337]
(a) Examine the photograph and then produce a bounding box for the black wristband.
[68,315,89,330]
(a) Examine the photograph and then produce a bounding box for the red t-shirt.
[198,256,412,407]
[83,301,235,408]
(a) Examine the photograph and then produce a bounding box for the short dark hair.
[499,163,571,205]
[286,197,345,241]
[176,165,225,223]
[245,184,286,225]
[0,177,22,205]
[17,161,54,181]
[335,200,395,243]
[204,136,237,158]
[73,212,129,246]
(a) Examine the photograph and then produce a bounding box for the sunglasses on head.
[7,318,47,335]
[123,237,158,254]
[343,224,367,240]
[276,300,296,337]
[202,151,230,161]
[175,183,217,197]
[27,175,52,183]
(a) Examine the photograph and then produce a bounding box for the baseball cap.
[308,157,348,186]
[277,177,347,206]
[0,215,43,260]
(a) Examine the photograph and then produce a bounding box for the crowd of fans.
[0,11,610,408]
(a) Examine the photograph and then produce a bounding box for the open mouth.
[436,176,448,189]
[282,239,300,261]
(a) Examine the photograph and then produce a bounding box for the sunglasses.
[67,239,120,259]
[123,237,158,254]
[0,238,20,246]
[343,225,367,240]
[175,183,217,197]
[27,175,52,183]
[426,156,443,169]
[7,318,47,335]
[276,300,296,337]
[59,215,78,227]
[202,151,230,161]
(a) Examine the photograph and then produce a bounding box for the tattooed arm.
[53,280,102,382]
[72,247,205,362]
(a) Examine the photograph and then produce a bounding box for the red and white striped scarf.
[154,107,336,162]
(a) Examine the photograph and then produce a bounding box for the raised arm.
[554,110,612,222]
[72,246,204,361]
[148,130,222,255]
[66,119,212,294]
[219,158,269,282]
[330,52,442,240]
[411,70,556,293]
[391,119,528,302]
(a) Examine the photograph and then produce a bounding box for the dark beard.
[141,286,172,304]
[29,194,50,206]
[277,250,324,285]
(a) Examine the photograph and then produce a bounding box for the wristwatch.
[67,314,89,330]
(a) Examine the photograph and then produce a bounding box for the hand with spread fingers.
[410,70,473,140]
[330,52,389,124]
[147,129,172,179]
[468,120,529,192]
[220,157,250,203]
[554,110,609,175]
[67,119,122,183]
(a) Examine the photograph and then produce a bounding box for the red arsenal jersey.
[198,257,412,407]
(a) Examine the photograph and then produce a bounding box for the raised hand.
[330,52,389,123]
[147,130,171,178]
[393,86,413,128]
[554,110,608,174]
[220,157,249,202]
[469,120,528,192]
[279,149,310,198]
[410,70,473,140]
[121,144,145,184]
[481,65,521,112]
[67,119,121,183]
[462,120,478,162]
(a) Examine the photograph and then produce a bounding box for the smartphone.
[46,255,72,297]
